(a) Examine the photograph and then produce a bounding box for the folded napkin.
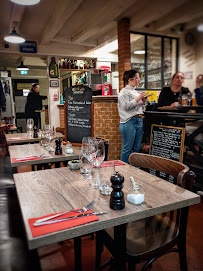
[29,209,98,237]
[12,156,43,162]
[8,137,28,140]
[100,160,125,168]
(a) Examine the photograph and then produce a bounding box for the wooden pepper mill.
[33,126,38,138]
[55,138,62,155]
[110,171,125,210]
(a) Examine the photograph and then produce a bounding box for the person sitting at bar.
[194,74,203,105]
[158,72,191,107]
[118,70,147,163]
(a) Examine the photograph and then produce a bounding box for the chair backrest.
[129,153,195,190]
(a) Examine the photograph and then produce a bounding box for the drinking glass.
[80,137,97,180]
[27,118,34,138]
[89,139,105,189]
[99,161,114,195]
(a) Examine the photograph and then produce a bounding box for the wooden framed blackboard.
[149,124,185,162]
[65,85,92,143]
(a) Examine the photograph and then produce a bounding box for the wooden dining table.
[13,163,200,271]
[5,132,65,145]
[9,143,80,170]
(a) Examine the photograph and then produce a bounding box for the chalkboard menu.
[150,124,185,162]
[65,85,92,143]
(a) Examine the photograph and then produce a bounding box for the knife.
[33,212,107,226]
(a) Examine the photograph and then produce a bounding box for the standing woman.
[158,72,190,107]
[25,83,47,128]
[118,70,147,163]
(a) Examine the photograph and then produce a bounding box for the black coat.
[158,86,190,107]
[0,81,6,113]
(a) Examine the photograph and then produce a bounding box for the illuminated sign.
[20,70,28,75]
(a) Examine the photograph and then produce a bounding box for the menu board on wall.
[65,85,92,143]
[150,124,185,162]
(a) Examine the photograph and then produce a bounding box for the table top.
[157,105,203,113]
[13,164,200,250]
[6,132,65,144]
[9,143,80,167]
[145,110,203,120]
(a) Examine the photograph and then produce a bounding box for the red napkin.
[29,209,99,237]
[100,160,125,168]
[8,137,28,140]
[12,156,43,162]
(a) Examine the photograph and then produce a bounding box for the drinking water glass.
[27,118,34,138]
[99,161,114,195]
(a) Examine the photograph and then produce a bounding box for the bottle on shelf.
[71,60,75,69]
[74,60,78,69]
[79,60,84,69]
[49,57,59,78]
[84,59,87,69]
[67,59,71,69]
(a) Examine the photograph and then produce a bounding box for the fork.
[34,200,96,224]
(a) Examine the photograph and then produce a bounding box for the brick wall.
[93,98,121,160]
[58,105,65,128]
[118,18,131,91]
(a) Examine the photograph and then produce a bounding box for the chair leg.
[128,257,136,271]
[74,236,82,271]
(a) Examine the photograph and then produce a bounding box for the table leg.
[114,224,126,271]
[74,236,82,271]
[55,162,61,168]
[37,164,43,170]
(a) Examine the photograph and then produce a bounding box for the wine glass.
[80,137,97,181]
[89,139,105,189]
[27,118,34,138]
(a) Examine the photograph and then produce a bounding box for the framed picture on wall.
[50,80,59,87]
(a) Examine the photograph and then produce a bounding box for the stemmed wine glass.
[27,118,34,138]
[89,139,105,189]
[80,137,97,180]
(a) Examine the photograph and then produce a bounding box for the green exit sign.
[20,70,28,75]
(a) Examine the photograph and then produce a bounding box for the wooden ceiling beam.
[71,0,135,43]
[40,0,83,45]
[52,34,97,47]
[185,16,203,30]
[130,0,187,31]
[155,0,203,31]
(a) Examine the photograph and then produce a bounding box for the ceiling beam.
[185,16,203,30]
[52,34,97,47]
[10,4,25,31]
[71,0,135,43]
[155,0,203,31]
[40,0,83,45]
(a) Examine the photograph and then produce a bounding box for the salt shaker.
[127,177,145,205]
[65,141,73,154]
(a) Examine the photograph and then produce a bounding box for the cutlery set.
[33,200,106,226]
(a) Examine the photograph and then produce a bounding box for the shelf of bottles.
[59,58,96,70]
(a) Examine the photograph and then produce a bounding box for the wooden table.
[6,132,65,145]
[9,143,80,170]
[13,164,200,270]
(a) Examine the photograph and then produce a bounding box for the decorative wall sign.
[19,41,37,53]
[50,80,59,87]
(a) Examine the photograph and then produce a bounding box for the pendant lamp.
[4,27,25,44]
[16,61,29,71]
[10,0,40,5]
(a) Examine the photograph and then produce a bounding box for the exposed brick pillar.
[118,18,131,91]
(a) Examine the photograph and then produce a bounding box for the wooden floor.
[0,154,202,271]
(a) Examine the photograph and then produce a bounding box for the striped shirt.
[118,85,143,123]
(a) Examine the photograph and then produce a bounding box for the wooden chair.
[0,125,9,155]
[96,153,196,271]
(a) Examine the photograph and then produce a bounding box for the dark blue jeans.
[119,117,143,163]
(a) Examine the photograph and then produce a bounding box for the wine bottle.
[49,57,59,78]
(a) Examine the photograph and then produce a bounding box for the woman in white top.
[118,70,147,163]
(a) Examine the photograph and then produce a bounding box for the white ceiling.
[0,0,202,69]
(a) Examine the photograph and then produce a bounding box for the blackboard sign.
[65,85,92,143]
[150,124,185,162]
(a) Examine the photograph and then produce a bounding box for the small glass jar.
[127,178,145,205]
[65,142,73,154]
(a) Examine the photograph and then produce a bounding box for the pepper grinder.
[55,138,62,155]
[33,126,38,138]
[110,171,125,210]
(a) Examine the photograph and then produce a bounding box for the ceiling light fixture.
[16,61,29,71]
[10,0,40,5]
[4,27,25,43]
[197,24,203,32]
[133,50,145,55]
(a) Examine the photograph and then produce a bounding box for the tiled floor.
[0,154,203,271]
